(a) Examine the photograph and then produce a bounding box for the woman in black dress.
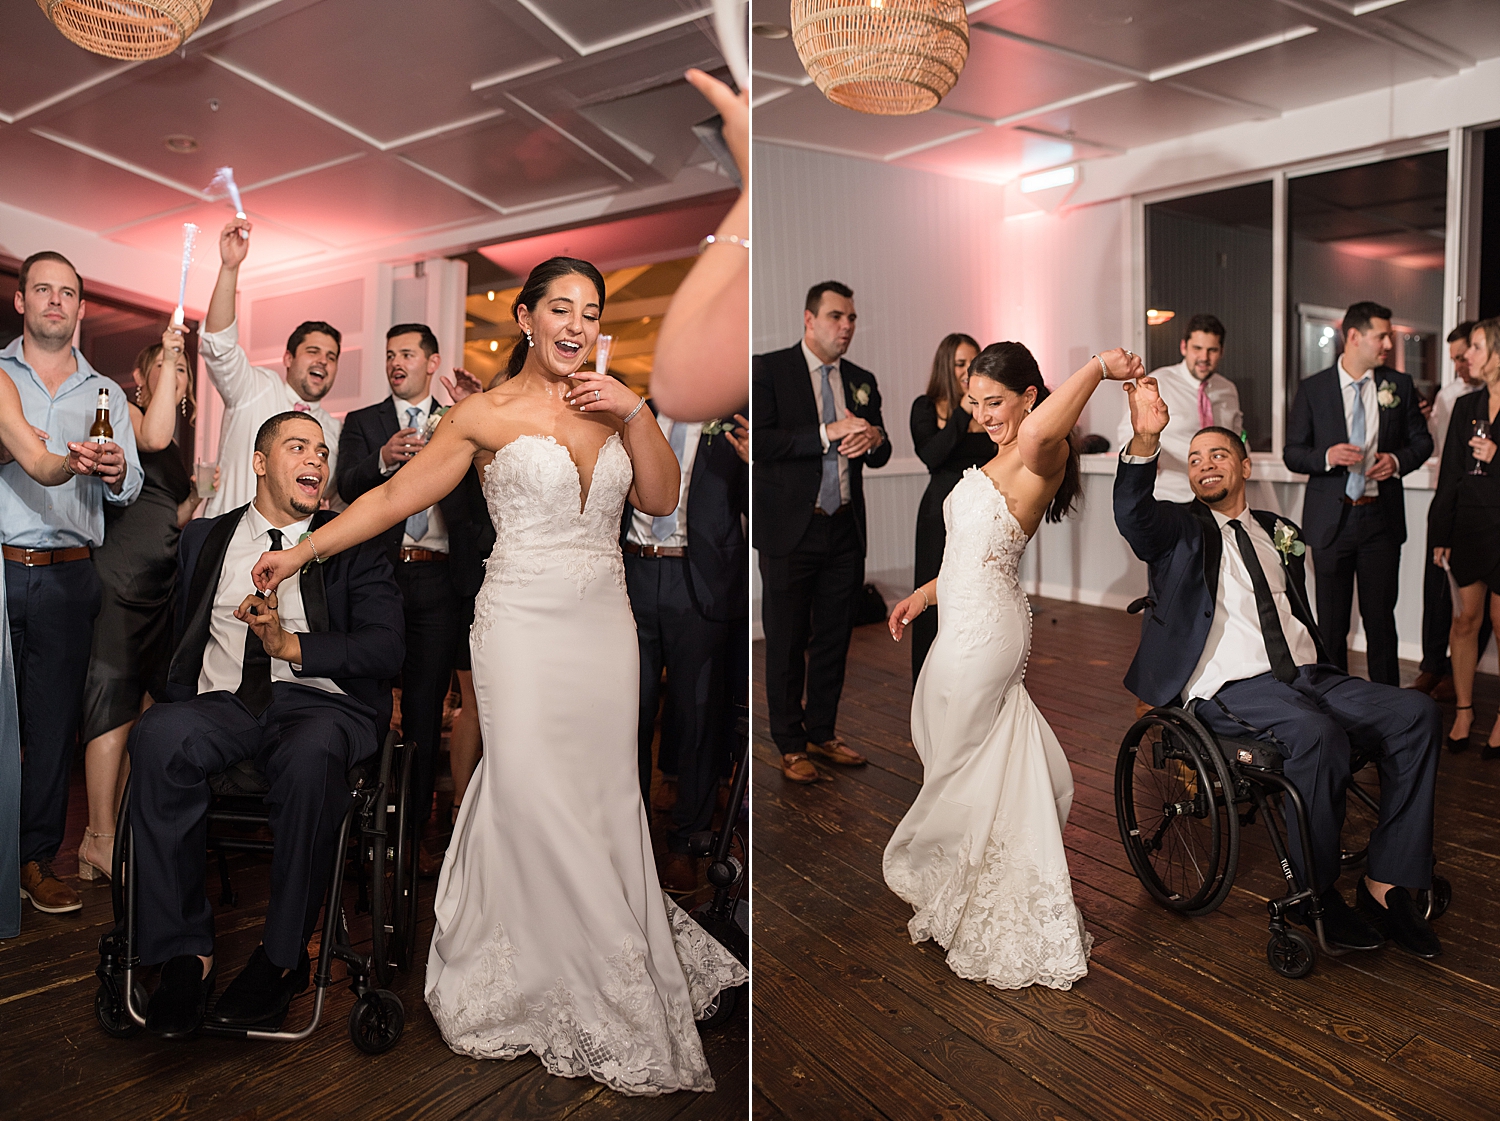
[909,332,991,681]
[1431,317,1500,757]
[77,328,211,880]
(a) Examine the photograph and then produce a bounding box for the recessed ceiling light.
[164,134,199,154]
[752,22,790,38]
[489,340,499,352]
[487,290,495,301]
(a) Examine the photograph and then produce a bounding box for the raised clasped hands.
[1123,375,1170,438]
[234,590,299,663]
[888,590,929,643]
[1098,347,1145,381]
[828,409,881,459]
[564,370,642,419]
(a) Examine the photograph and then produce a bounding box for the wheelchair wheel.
[1420,874,1452,921]
[699,983,743,1030]
[1266,929,1316,979]
[349,989,404,1054]
[368,736,395,987]
[95,979,145,1038]
[1116,710,1239,916]
[388,740,421,975]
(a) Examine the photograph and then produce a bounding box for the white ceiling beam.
[883,128,983,162]
[1148,26,1318,81]
[205,52,387,148]
[515,1,712,57]
[1267,0,1471,73]
[470,57,563,92]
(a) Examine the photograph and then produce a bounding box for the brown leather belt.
[623,542,687,558]
[400,547,448,562]
[1341,496,1380,507]
[2,545,92,566]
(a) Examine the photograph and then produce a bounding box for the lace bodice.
[473,434,631,641]
[936,468,1031,649]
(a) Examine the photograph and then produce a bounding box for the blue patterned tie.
[1346,378,1368,501]
[652,419,689,541]
[404,406,428,541]
[818,365,841,515]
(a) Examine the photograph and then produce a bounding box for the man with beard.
[200,218,344,516]
[1115,375,1443,959]
[0,250,141,916]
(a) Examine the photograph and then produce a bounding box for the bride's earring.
[524,330,533,346]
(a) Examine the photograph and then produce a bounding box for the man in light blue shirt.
[1,251,141,916]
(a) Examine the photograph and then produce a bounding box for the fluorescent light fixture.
[1020,165,1076,193]
[1148,26,1317,81]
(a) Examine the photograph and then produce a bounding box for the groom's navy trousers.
[1194,664,1439,895]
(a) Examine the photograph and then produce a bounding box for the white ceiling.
[0,0,738,276]
[750,0,1500,184]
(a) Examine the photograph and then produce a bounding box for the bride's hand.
[252,547,304,593]
[1096,348,1144,381]
[888,590,929,643]
[566,370,643,420]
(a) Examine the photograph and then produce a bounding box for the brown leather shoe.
[1431,677,1456,702]
[1409,671,1443,695]
[19,859,82,914]
[781,752,820,783]
[808,738,867,766]
[659,852,698,895]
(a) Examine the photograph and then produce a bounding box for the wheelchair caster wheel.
[95,980,143,1038]
[1420,875,1452,922]
[349,989,404,1054]
[699,983,743,1030]
[1266,929,1316,979]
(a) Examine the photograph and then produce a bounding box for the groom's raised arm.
[1113,377,1180,563]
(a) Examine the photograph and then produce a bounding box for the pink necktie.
[293,402,309,413]
[1197,381,1212,429]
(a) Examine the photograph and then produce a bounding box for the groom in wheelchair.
[1115,376,1442,958]
[126,410,404,1038]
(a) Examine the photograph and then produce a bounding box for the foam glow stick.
[209,166,248,237]
[174,222,199,327]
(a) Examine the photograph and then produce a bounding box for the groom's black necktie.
[1229,518,1299,684]
[236,528,283,716]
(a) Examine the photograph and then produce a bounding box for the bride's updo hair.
[968,341,1081,524]
[506,256,608,380]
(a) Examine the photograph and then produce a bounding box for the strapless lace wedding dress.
[883,468,1091,990]
[424,433,746,1095]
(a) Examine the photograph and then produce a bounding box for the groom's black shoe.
[1357,880,1442,959]
[208,945,308,1028]
[1293,887,1383,950]
[146,955,216,1039]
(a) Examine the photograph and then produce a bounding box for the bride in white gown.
[884,342,1141,991]
[253,257,745,1095]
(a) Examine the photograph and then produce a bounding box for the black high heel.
[1448,705,1473,753]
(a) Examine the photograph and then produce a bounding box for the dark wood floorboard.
[0,726,747,1120]
[753,598,1500,1121]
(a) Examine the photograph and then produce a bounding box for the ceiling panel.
[476,196,731,274]
[517,0,708,54]
[577,79,716,181]
[1034,82,1256,152]
[0,2,132,119]
[106,201,335,269]
[938,31,1132,122]
[753,84,989,160]
[1380,0,1500,60]
[0,129,190,233]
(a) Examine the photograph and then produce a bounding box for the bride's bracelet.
[917,587,930,610]
[1092,354,1108,380]
[622,398,647,424]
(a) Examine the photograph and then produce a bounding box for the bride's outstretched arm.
[1017,348,1142,479]
[0,373,75,486]
[252,401,480,591]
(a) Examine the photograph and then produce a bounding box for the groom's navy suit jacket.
[1114,457,1329,708]
[162,504,405,732]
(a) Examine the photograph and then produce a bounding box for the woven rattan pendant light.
[791,0,969,116]
[37,0,213,61]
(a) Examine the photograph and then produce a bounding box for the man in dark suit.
[128,411,404,1038]
[1117,376,1441,958]
[622,406,748,892]
[337,324,493,871]
[1283,301,1433,685]
[754,281,891,783]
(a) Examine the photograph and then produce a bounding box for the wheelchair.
[94,729,421,1053]
[1115,704,1452,979]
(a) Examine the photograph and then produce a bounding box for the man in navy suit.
[753,281,891,783]
[1283,301,1433,685]
[621,406,748,893]
[1117,375,1441,958]
[129,411,404,1038]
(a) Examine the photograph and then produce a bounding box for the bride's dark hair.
[506,256,608,379]
[968,341,1081,524]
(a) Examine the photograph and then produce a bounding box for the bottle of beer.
[90,388,112,445]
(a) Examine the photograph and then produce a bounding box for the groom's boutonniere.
[1377,380,1399,410]
[701,417,735,440]
[423,404,451,439]
[1272,520,1306,564]
[850,382,872,408]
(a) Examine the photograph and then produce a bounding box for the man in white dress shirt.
[199,218,343,517]
[1116,313,1242,501]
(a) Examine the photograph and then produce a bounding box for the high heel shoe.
[1447,706,1473,754]
[77,828,114,882]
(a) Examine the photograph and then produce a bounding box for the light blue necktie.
[1346,378,1368,501]
[818,365,841,515]
[652,420,689,541]
[404,406,429,541]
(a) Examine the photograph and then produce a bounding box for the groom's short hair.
[1193,425,1248,462]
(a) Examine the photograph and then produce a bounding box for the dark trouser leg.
[627,555,666,808]
[1353,513,1402,686]
[258,687,377,970]
[1313,531,1357,674]
[1198,671,1353,894]
[1420,546,1454,676]
[9,559,101,864]
[803,510,863,744]
[759,528,824,754]
[911,512,945,685]
[127,693,262,966]
[395,562,464,828]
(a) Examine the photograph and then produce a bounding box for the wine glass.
[1472,417,1492,476]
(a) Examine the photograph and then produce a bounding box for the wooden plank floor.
[0,764,747,1120]
[752,598,1500,1121]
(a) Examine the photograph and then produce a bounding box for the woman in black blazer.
[1431,318,1500,754]
[909,332,991,681]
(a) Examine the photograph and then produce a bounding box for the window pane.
[1145,182,1273,451]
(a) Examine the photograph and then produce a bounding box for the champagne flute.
[1472,417,1492,476]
